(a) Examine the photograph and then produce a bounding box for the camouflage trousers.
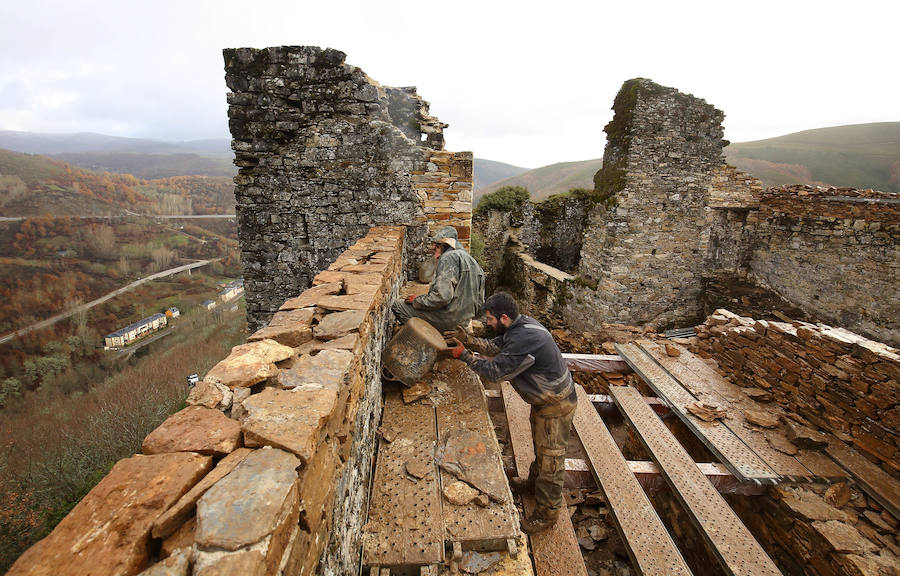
[528,400,577,517]
[390,300,458,332]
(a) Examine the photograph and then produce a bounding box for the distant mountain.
[0,149,234,216]
[476,158,604,205]
[0,131,234,180]
[726,122,900,193]
[473,158,529,191]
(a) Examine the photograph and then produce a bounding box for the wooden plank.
[616,343,779,484]
[572,386,693,576]
[827,442,900,519]
[363,388,444,566]
[433,360,519,546]
[794,450,847,481]
[637,339,815,481]
[611,386,783,576]
[502,382,588,576]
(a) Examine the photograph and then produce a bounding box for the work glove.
[406,294,416,304]
[442,324,470,346]
[445,337,466,359]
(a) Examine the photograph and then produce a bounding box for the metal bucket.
[382,317,447,386]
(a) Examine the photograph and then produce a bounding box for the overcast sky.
[1,0,896,168]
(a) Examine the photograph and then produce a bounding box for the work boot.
[508,475,535,493]
[520,510,558,534]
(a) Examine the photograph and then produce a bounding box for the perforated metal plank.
[433,360,518,545]
[610,385,784,576]
[637,339,814,481]
[502,381,588,576]
[572,386,693,576]
[827,442,900,518]
[616,343,778,483]
[364,388,444,566]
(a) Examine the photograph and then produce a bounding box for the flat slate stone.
[153,447,254,539]
[744,409,781,428]
[196,447,300,551]
[242,388,337,463]
[186,380,232,410]
[7,452,211,576]
[316,293,375,312]
[279,282,342,310]
[143,406,242,456]
[136,549,190,576]
[813,520,879,554]
[204,339,294,389]
[194,549,267,576]
[776,486,849,522]
[314,309,367,340]
[249,309,314,347]
[295,333,360,356]
[277,349,354,392]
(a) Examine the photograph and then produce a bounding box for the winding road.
[0,258,220,345]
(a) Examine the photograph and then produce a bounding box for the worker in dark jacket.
[391,227,485,332]
[447,292,576,533]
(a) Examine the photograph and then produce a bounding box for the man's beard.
[492,323,507,336]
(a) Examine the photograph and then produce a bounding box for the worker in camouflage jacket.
[391,226,485,332]
[446,291,576,534]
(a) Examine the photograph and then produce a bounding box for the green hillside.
[476,158,604,204]
[54,152,235,179]
[726,122,900,192]
[473,158,529,191]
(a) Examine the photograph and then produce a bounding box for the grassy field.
[0,302,247,572]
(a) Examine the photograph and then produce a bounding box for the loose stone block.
[277,349,354,392]
[242,388,337,463]
[813,521,879,554]
[136,549,189,576]
[314,309,367,340]
[204,339,294,389]
[196,447,300,551]
[280,283,342,310]
[142,406,242,456]
[7,453,211,576]
[249,308,315,347]
[187,380,233,410]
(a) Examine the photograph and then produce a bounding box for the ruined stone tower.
[224,46,472,331]
[569,79,729,329]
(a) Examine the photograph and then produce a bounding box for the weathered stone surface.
[160,517,194,558]
[444,480,479,505]
[196,447,300,551]
[405,459,431,479]
[843,551,900,576]
[315,293,375,312]
[230,387,252,422]
[766,433,799,455]
[744,409,781,428]
[813,520,879,554]
[314,309,367,340]
[744,387,773,403]
[153,447,253,539]
[785,421,830,449]
[277,349,353,392]
[242,388,337,462]
[187,380,232,410]
[687,400,726,421]
[295,333,360,356]
[136,549,189,576]
[193,549,266,576]
[142,406,242,456]
[298,441,339,533]
[825,482,852,508]
[402,380,430,404]
[249,309,314,347]
[204,340,294,389]
[279,283,342,311]
[777,486,849,522]
[7,452,211,576]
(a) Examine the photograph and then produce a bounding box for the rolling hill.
[725,122,900,193]
[476,158,604,205]
[473,158,530,191]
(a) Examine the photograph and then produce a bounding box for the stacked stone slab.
[731,483,898,576]
[694,309,899,478]
[224,46,472,331]
[7,226,407,576]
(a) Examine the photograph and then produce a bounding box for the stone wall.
[567,78,729,331]
[748,186,899,345]
[224,46,471,331]
[7,226,407,576]
[694,309,899,479]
